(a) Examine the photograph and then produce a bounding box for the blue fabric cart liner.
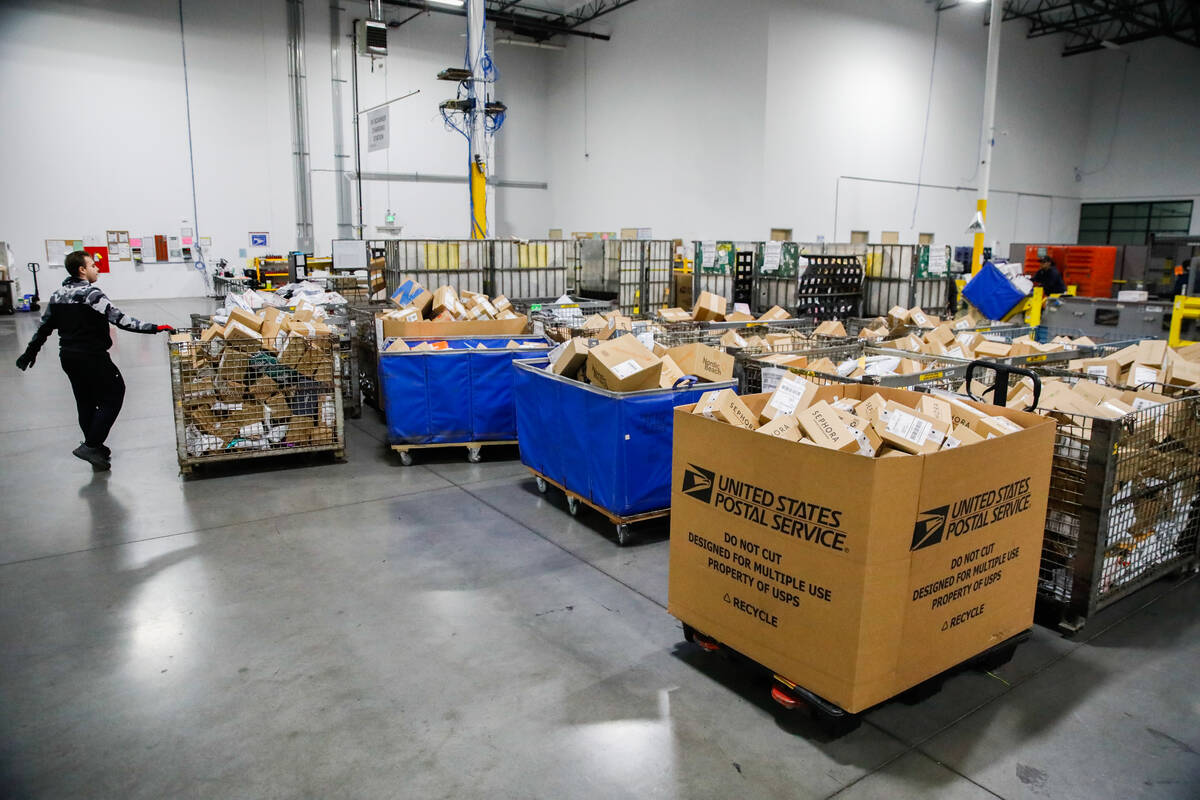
[379,336,550,445]
[514,359,733,518]
[962,263,1026,321]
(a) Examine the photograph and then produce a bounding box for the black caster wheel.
[467,446,482,463]
[399,451,414,466]
[567,496,580,516]
[535,476,547,493]
[616,524,632,547]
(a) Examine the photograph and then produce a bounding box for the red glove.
[157,325,176,332]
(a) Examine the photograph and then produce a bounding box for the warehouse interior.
[2,0,1199,798]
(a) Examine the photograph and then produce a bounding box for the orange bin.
[1023,246,1116,298]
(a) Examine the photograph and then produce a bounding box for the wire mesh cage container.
[348,302,391,409]
[740,341,972,394]
[384,239,490,299]
[943,364,1200,632]
[168,329,345,474]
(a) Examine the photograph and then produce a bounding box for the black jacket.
[23,277,158,358]
[1033,264,1067,295]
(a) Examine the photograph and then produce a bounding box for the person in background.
[14,250,174,470]
[1032,256,1067,295]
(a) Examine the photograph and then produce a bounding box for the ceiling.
[381,0,640,42]
[935,0,1200,56]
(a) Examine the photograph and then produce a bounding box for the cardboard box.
[756,414,803,442]
[432,286,466,319]
[493,295,513,315]
[972,414,1026,439]
[759,374,819,423]
[380,315,529,339]
[227,307,263,333]
[925,324,957,348]
[200,324,224,342]
[1069,357,1120,384]
[692,291,727,322]
[725,311,756,323]
[658,307,692,323]
[797,401,861,453]
[586,337,663,392]
[669,384,1055,712]
[1134,339,1167,369]
[758,306,791,322]
[693,389,756,429]
[659,353,686,389]
[667,342,735,383]
[942,424,984,450]
[815,320,847,337]
[871,402,949,455]
[973,340,1012,359]
[549,337,590,377]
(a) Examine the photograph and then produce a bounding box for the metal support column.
[286,0,315,252]
[971,0,1003,275]
[467,0,488,239]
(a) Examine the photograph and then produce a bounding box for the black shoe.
[96,444,112,458]
[73,444,111,471]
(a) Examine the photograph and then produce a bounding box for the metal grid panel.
[491,239,577,300]
[945,367,1200,628]
[645,240,674,311]
[859,244,954,318]
[1038,396,1200,624]
[169,330,344,469]
[384,239,489,298]
[740,341,968,394]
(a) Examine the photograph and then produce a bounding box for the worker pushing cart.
[14,250,175,470]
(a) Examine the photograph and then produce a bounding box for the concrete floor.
[1,296,1198,799]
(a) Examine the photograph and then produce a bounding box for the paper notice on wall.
[701,240,717,270]
[367,106,389,152]
[107,230,132,261]
[44,239,74,267]
[762,241,782,274]
[928,245,948,276]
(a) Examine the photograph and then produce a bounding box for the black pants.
[60,353,126,448]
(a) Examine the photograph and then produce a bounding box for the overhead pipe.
[971,0,1003,275]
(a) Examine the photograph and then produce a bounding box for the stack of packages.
[1065,339,1200,390]
[691,372,1030,457]
[855,305,981,341]
[709,326,834,355]
[544,334,735,392]
[380,279,520,325]
[754,347,946,383]
[179,307,338,457]
[656,291,792,325]
[877,325,1094,362]
[223,283,348,319]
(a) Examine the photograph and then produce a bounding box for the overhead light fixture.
[1100,40,1121,49]
[427,0,465,7]
[962,0,987,4]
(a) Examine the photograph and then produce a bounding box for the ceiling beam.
[379,0,612,40]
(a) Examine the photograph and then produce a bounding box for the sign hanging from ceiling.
[367,106,389,153]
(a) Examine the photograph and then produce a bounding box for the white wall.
[0,0,551,300]
[1076,39,1200,234]
[0,0,295,299]
[543,0,1096,250]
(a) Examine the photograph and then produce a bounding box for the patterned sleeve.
[85,287,158,333]
[24,302,57,356]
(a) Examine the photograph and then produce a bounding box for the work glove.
[16,351,36,371]
[156,325,176,333]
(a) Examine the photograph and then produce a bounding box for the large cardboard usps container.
[668,384,1055,713]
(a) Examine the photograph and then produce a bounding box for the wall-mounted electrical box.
[356,19,387,56]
